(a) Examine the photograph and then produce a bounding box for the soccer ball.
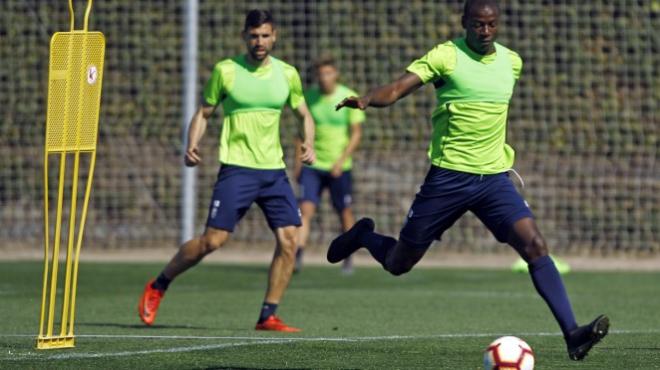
[483,336,535,370]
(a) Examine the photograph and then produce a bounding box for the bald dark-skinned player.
[328,0,608,361]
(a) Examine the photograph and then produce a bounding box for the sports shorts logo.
[403,209,414,227]
[344,195,353,206]
[210,200,221,219]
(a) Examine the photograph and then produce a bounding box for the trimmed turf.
[1,261,659,369]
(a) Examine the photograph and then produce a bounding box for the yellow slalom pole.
[59,151,80,336]
[46,152,67,337]
[46,0,76,335]
[60,0,91,333]
[68,150,96,335]
[38,153,51,339]
[83,0,94,32]
[61,13,92,333]
[68,0,75,32]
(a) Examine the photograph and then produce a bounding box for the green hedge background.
[0,0,657,253]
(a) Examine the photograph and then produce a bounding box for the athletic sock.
[151,273,171,292]
[358,231,397,267]
[258,302,278,323]
[528,255,578,337]
[296,247,303,263]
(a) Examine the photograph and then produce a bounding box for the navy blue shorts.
[298,166,353,212]
[205,165,301,232]
[399,166,534,249]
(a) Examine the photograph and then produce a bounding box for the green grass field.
[1,261,659,369]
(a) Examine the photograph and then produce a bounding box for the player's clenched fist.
[184,146,201,167]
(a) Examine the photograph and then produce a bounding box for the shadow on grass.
[78,322,212,330]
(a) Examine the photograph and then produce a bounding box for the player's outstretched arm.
[336,72,423,111]
[184,104,216,167]
[293,102,316,165]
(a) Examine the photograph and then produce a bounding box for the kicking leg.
[508,217,608,360]
[471,172,608,360]
[138,227,229,325]
[507,217,578,336]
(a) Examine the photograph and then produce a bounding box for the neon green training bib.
[203,55,305,169]
[408,38,521,174]
[305,84,365,171]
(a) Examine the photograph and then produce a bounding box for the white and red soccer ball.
[483,336,535,370]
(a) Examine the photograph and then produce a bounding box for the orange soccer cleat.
[255,315,301,333]
[138,279,164,326]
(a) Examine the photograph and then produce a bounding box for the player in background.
[138,9,316,332]
[294,56,365,274]
[329,0,608,360]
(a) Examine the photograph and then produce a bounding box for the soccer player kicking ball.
[294,57,365,274]
[329,0,609,360]
[138,9,316,332]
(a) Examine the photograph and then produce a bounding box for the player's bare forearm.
[294,102,316,165]
[336,123,362,166]
[185,104,215,167]
[293,137,303,179]
[187,111,207,149]
[336,73,423,110]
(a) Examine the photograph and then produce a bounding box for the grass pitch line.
[7,340,292,361]
[2,329,659,362]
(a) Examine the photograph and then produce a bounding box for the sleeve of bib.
[406,41,457,84]
[202,63,225,106]
[283,64,305,109]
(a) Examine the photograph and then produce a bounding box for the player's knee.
[386,262,413,276]
[199,233,226,254]
[525,234,549,261]
[300,202,316,219]
[301,212,314,223]
[385,256,414,276]
[277,228,298,260]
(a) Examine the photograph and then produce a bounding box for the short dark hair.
[313,55,337,71]
[463,0,500,16]
[244,9,275,31]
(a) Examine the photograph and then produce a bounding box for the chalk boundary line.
[2,329,659,361]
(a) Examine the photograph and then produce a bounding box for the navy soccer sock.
[151,273,171,292]
[358,231,397,267]
[258,302,278,323]
[529,255,578,337]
